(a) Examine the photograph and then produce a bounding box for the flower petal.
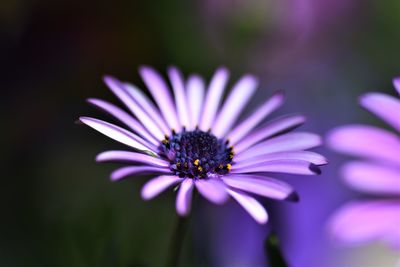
[327,125,400,165]
[222,175,297,201]
[212,75,258,137]
[96,150,168,167]
[393,77,400,95]
[199,67,229,131]
[234,115,306,154]
[139,66,180,131]
[235,132,322,161]
[329,200,400,246]
[122,82,170,135]
[187,74,205,130]
[87,98,159,145]
[141,175,182,200]
[79,117,157,152]
[231,159,320,175]
[227,189,268,224]
[176,179,194,216]
[195,178,229,204]
[228,91,285,145]
[103,76,165,140]
[111,166,171,181]
[168,67,190,128]
[360,92,400,132]
[234,151,327,169]
[341,161,400,195]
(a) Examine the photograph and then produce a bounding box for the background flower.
[327,79,400,248]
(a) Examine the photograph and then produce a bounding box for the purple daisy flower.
[327,78,400,248]
[80,66,325,224]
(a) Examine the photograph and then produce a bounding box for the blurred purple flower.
[327,78,400,248]
[80,66,325,224]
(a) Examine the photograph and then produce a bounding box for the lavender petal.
[231,159,320,175]
[341,161,400,195]
[96,150,168,167]
[168,67,190,128]
[199,67,229,131]
[223,174,296,201]
[234,115,306,154]
[227,189,269,224]
[195,178,229,204]
[360,92,400,132]
[80,117,157,152]
[212,75,258,137]
[141,175,183,200]
[139,66,180,130]
[327,125,400,165]
[111,166,171,181]
[176,179,194,216]
[228,91,285,145]
[187,74,205,130]
[87,98,159,145]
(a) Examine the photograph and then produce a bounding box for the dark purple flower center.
[158,128,234,178]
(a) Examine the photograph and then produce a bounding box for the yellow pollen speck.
[162,139,169,145]
[226,164,232,171]
[176,162,181,167]
[219,164,223,169]
[197,166,203,172]
[194,159,200,166]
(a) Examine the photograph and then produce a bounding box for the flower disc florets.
[159,128,234,178]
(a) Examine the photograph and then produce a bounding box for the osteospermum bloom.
[327,78,400,248]
[80,66,326,224]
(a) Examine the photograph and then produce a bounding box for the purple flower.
[80,66,325,224]
[327,78,400,248]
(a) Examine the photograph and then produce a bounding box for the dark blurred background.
[1,0,400,266]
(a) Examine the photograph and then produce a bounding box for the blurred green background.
[1,0,400,266]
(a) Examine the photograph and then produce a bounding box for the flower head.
[80,66,325,224]
[327,78,400,248]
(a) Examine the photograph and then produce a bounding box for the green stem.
[166,215,189,267]
[265,233,289,267]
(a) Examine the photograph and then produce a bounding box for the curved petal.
[96,150,168,167]
[227,189,268,224]
[168,67,190,128]
[228,91,285,145]
[199,67,229,131]
[234,151,327,169]
[122,82,170,135]
[110,166,171,181]
[195,178,229,204]
[176,179,194,216]
[223,175,297,201]
[234,115,306,154]
[80,117,157,152]
[341,161,400,195]
[327,125,400,165]
[141,175,182,200]
[231,159,320,175]
[212,75,258,137]
[360,92,400,132]
[235,132,322,161]
[87,98,159,145]
[139,66,180,130]
[103,76,165,140]
[187,75,205,130]
[329,200,400,246]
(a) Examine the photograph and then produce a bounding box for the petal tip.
[309,164,322,175]
[285,191,300,202]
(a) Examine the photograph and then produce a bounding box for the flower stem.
[265,233,289,267]
[166,215,189,267]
